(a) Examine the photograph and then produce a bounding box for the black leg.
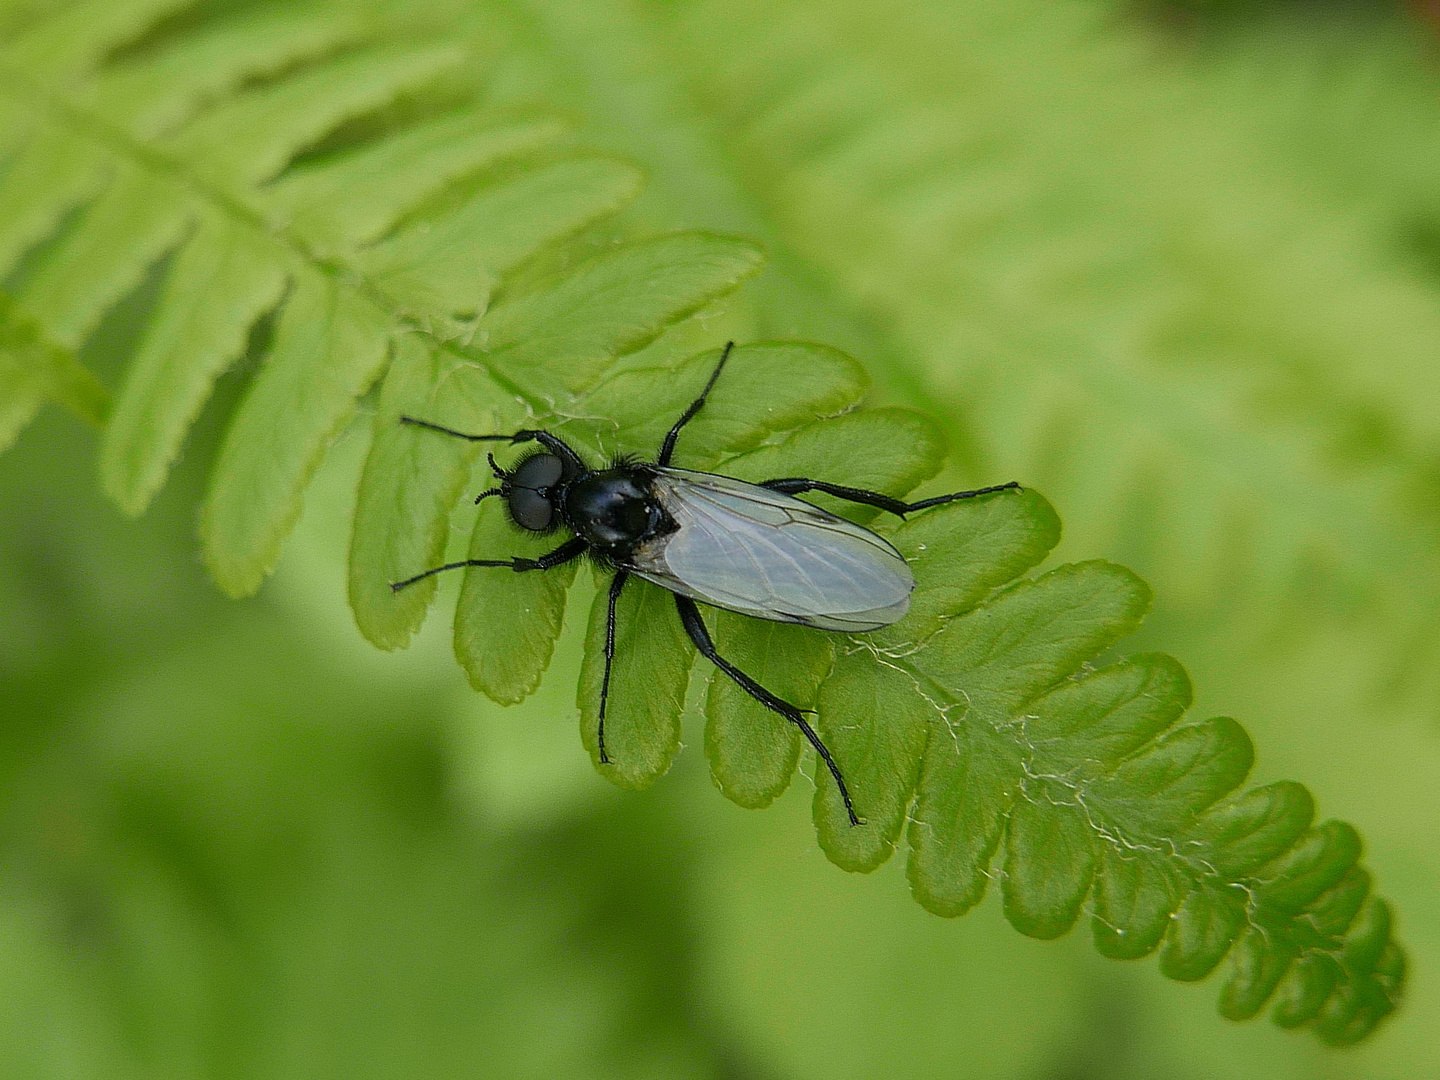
[673,594,863,827]
[597,571,630,764]
[399,417,587,476]
[761,477,1021,518]
[390,536,587,592]
[656,341,735,467]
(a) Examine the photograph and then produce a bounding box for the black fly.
[392,342,1020,825]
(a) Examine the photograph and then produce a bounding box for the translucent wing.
[629,468,914,631]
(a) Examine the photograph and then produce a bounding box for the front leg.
[673,594,862,827]
[761,477,1021,518]
[398,417,587,475]
[390,536,587,592]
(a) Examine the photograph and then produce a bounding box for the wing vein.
[629,469,914,631]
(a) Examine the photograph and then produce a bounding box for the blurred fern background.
[3,0,1440,1076]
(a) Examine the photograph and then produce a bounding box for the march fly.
[392,342,1020,825]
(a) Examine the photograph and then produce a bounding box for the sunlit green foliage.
[0,0,1429,1064]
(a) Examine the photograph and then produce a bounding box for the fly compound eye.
[509,487,554,531]
[506,453,565,531]
[510,453,564,490]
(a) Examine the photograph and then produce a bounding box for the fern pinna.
[0,0,1404,1043]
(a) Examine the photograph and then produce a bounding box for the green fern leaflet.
[0,0,1405,1044]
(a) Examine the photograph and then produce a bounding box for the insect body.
[393,343,1019,825]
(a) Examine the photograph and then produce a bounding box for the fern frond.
[0,0,653,592]
[0,289,105,451]
[0,0,1408,1047]
[367,327,1400,1043]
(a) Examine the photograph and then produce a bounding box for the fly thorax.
[563,470,669,554]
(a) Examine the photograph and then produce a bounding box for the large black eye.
[506,453,564,531]
[509,488,554,531]
[510,454,564,490]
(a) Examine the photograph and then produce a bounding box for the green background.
[4,0,1440,1076]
